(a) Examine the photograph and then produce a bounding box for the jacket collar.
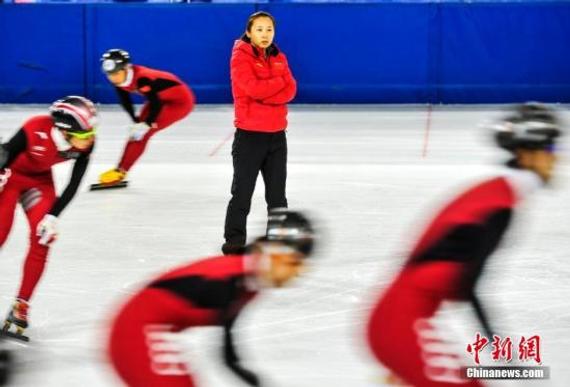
[234,39,280,59]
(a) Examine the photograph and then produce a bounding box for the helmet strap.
[51,127,72,152]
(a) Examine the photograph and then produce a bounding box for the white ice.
[0,105,568,387]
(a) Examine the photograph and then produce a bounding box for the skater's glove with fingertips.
[128,122,151,141]
[37,214,58,246]
[0,168,11,192]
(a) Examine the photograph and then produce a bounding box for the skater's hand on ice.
[128,122,151,141]
[36,214,58,246]
[0,168,11,192]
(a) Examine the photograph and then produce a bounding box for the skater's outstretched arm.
[470,291,494,339]
[141,90,161,127]
[115,88,138,123]
[48,151,90,217]
[222,316,261,387]
[36,152,91,245]
[462,209,511,338]
[136,78,169,128]
[0,129,27,168]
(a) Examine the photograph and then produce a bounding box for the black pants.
[224,129,288,245]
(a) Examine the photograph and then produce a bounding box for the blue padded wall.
[0,5,86,103]
[1,2,569,103]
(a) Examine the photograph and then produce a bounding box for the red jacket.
[231,40,297,132]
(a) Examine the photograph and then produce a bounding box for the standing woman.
[222,11,297,255]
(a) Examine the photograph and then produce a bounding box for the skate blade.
[0,329,29,343]
[89,181,129,191]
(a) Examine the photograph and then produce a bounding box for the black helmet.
[493,102,562,152]
[101,49,130,74]
[259,209,315,256]
[49,96,98,133]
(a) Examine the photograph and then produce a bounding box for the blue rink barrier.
[0,2,569,103]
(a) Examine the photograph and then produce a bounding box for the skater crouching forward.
[98,48,195,187]
[108,209,315,387]
[223,11,297,255]
[366,103,562,387]
[0,96,97,340]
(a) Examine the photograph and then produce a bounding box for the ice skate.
[1,299,30,343]
[91,168,129,191]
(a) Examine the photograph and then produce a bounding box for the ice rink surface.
[0,104,568,386]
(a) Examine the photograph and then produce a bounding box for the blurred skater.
[108,209,314,387]
[367,103,562,386]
